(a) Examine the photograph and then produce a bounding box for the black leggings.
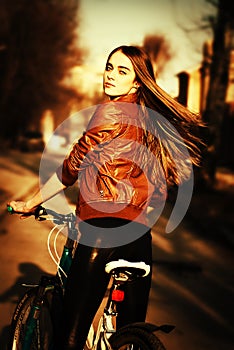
[56,218,152,350]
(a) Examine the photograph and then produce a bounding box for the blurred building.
[176,40,213,114]
[225,50,234,104]
[176,40,234,167]
[177,39,234,112]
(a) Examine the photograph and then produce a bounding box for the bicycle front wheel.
[109,326,166,350]
[8,287,54,350]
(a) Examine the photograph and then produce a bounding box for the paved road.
[0,150,234,350]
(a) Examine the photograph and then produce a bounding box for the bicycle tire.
[109,326,166,350]
[8,287,54,350]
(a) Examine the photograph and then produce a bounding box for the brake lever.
[35,206,47,221]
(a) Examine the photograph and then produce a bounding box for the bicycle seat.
[105,259,150,278]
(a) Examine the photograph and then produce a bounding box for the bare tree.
[202,0,234,186]
[142,34,173,77]
[0,0,83,142]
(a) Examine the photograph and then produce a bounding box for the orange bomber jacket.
[56,93,167,226]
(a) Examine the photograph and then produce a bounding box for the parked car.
[18,130,45,152]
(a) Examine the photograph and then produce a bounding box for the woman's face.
[103,51,138,99]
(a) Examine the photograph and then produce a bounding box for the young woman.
[8,45,203,349]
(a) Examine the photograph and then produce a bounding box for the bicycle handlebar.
[7,205,76,225]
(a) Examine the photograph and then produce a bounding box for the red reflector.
[112,289,125,302]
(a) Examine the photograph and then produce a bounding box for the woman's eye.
[119,70,127,75]
[105,65,111,71]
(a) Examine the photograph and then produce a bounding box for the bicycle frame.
[8,205,174,350]
[19,207,115,350]
[8,206,118,350]
[8,206,78,350]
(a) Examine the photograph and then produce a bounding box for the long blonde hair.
[107,45,205,185]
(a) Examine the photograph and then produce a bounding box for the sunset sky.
[78,0,216,95]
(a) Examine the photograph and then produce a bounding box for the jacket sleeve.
[56,103,122,186]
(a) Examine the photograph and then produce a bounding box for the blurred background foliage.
[0,0,82,141]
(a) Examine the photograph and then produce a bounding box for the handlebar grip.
[7,205,14,214]
[7,205,32,216]
[6,205,46,219]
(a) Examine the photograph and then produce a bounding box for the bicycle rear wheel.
[8,287,54,350]
[109,326,166,350]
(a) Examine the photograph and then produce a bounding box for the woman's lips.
[104,82,115,88]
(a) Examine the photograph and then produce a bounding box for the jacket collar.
[109,93,138,104]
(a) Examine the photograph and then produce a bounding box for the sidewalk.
[0,150,40,213]
[187,167,234,247]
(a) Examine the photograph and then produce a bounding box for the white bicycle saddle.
[105,259,150,277]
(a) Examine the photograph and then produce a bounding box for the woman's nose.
[107,70,115,80]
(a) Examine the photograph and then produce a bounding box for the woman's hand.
[7,201,36,219]
[7,173,67,219]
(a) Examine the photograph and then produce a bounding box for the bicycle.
[7,205,174,350]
